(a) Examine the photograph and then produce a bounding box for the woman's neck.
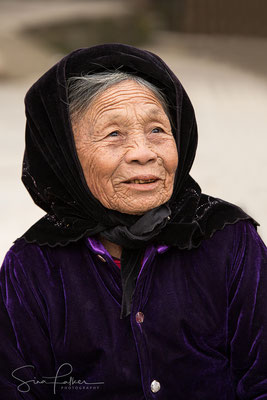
[97,235,122,259]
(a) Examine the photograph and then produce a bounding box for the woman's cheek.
[85,149,116,185]
[162,141,179,175]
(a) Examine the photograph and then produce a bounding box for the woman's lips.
[123,175,161,191]
[124,175,159,183]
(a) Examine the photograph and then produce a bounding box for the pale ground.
[0,1,266,262]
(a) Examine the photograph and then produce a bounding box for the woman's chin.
[111,201,167,216]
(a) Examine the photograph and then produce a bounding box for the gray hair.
[67,70,171,124]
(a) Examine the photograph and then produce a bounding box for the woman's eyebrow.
[146,107,169,120]
[148,107,163,115]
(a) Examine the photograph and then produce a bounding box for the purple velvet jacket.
[0,219,267,399]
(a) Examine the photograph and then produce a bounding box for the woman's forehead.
[85,80,169,120]
[92,80,163,103]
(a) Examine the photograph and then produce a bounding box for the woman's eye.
[108,131,119,137]
[151,127,163,133]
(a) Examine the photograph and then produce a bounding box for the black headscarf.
[15,43,259,318]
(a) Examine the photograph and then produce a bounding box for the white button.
[150,380,161,393]
[97,254,106,262]
[135,311,144,323]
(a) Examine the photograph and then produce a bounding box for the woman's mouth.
[127,178,157,184]
[123,176,160,190]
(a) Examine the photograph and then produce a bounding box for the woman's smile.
[121,176,161,191]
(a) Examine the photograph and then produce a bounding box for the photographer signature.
[11,362,104,394]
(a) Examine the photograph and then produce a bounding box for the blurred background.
[1,0,266,260]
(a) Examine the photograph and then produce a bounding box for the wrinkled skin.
[72,80,178,215]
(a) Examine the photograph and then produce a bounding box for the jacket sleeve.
[228,220,267,399]
[0,248,62,400]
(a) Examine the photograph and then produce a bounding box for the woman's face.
[72,79,178,215]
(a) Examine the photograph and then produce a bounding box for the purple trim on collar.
[86,237,170,258]
[86,237,106,255]
[156,245,169,254]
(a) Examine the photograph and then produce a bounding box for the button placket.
[130,248,160,399]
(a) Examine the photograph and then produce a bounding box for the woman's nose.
[124,137,157,165]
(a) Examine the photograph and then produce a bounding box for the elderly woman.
[0,44,266,399]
